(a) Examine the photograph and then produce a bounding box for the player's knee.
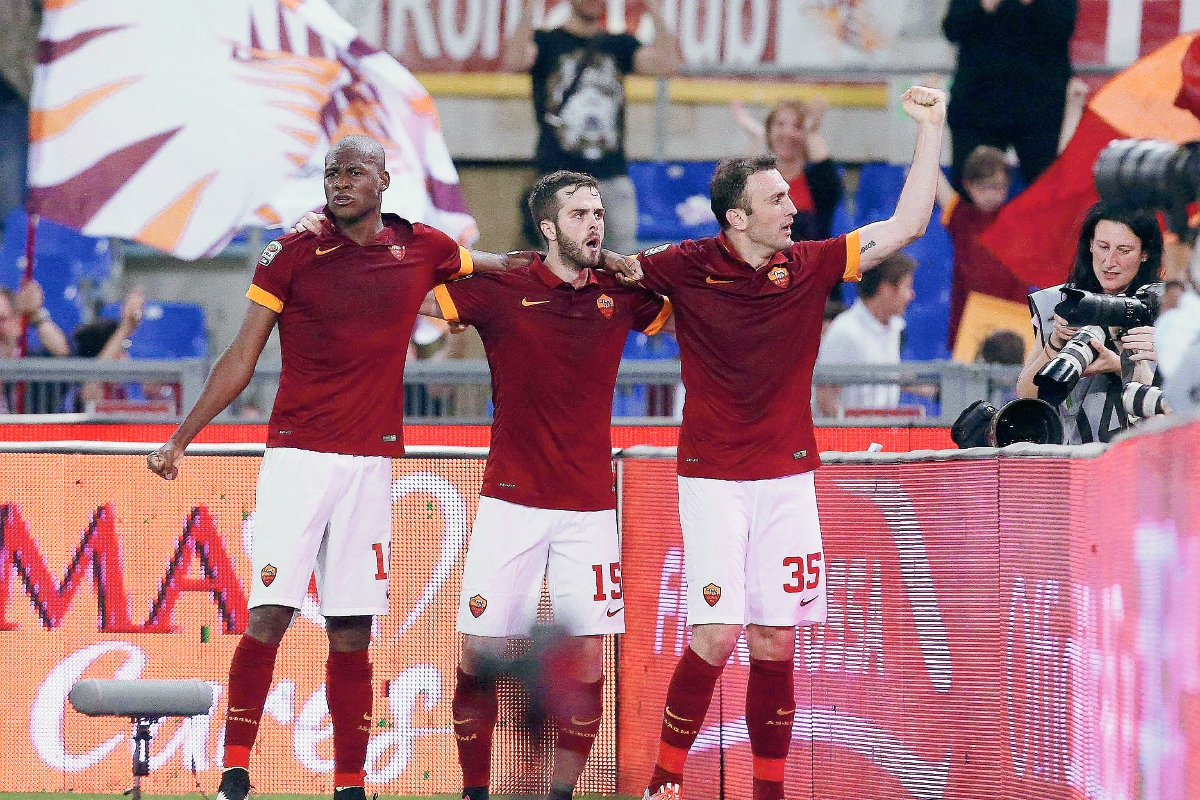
[460,634,510,674]
[325,614,372,651]
[246,604,295,645]
[689,623,742,665]
[745,624,796,661]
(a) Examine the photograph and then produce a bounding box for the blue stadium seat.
[622,330,680,360]
[612,384,648,417]
[830,197,856,238]
[837,163,954,361]
[629,161,720,244]
[100,301,208,359]
[0,208,113,290]
[854,162,907,224]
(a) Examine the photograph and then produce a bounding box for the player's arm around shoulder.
[854,86,946,273]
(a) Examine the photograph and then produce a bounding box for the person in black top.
[943,0,1076,187]
[503,0,681,254]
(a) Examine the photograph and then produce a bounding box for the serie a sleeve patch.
[258,240,283,267]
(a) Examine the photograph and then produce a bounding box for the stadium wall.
[0,417,1196,797]
[619,419,1200,799]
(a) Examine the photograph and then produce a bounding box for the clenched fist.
[147,441,184,480]
[900,86,947,127]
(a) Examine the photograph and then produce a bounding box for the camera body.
[1034,283,1164,406]
[951,398,1065,448]
[1054,284,1160,329]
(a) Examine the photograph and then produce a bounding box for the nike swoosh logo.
[228,707,252,714]
[665,708,693,723]
[777,708,796,716]
[452,716,476,726]
[315,245,341,255]
[363,712,373,721]
[521,298,551,306]
[606,606,623,617]
[800,596,818,607]
[570,715,603,727]
[705,276,735,284]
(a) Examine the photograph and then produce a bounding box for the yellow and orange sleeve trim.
[642,297,673,336]
[940,191,960,228]
[450,246,474,279]
[433,284,460,323]
[246,284,283,313]
[843,230,863,282]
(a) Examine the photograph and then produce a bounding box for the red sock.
[553,675,604,758]
[453,668,498,790]
[647,647,724,794]
[326,649,373,788]
[746,658,794,800]
[223,635,280,770]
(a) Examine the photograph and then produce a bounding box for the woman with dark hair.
[731,97,843,241]
[1017,203,1164,443]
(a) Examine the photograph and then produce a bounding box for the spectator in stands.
[976,329,1026,365]
[938,81,1089,352]
[1016,203,1162,443]
[731,96,843,242]
[942,0,1076,187]
[815,253,917,417]
[70,286,145,408]
[937,145,1031,349]
[0,279,70,412]
[503,0,681,254]
[822,297,845,339]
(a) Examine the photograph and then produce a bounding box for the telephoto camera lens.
[951,398,1064,447]
[1034,326,1104,406]
[1054,286,1158,329]
[1123,381,1167,418]
[1094,139,1200,232]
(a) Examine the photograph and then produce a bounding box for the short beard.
[556,225,601,270]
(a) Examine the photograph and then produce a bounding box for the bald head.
[326,135,386,171]
[323,134,390,228]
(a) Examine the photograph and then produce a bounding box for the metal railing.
[0,357,1023,425]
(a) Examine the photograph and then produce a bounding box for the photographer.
[1016,203,1163,443]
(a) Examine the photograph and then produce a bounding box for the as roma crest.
[596,294,614,319]
[261,564,277,587]
[390,245,406,261]
[702,583,722,607]
[767,266,790,289]
[469,594,487,618]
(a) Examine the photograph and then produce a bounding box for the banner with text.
[0,454,615,794]
[332,0,1195,74]
[617,420,1200,799]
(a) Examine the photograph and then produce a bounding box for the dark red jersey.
[637,231,861,479]
[248,214,470,456]
[436,256,669,510]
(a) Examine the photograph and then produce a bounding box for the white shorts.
[248,448,392,616]
[678,472,825,626]
[456,496,625,637]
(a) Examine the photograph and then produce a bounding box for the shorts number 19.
[592,562,622,601]
[782,553,821,593]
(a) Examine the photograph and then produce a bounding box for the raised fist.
[900,86,947,127]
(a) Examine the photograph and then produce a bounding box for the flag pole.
[18,211,37,356]
[14,211,37,413]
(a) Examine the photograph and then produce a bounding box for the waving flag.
[980,32,1200,288]
[28,0,477,260]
